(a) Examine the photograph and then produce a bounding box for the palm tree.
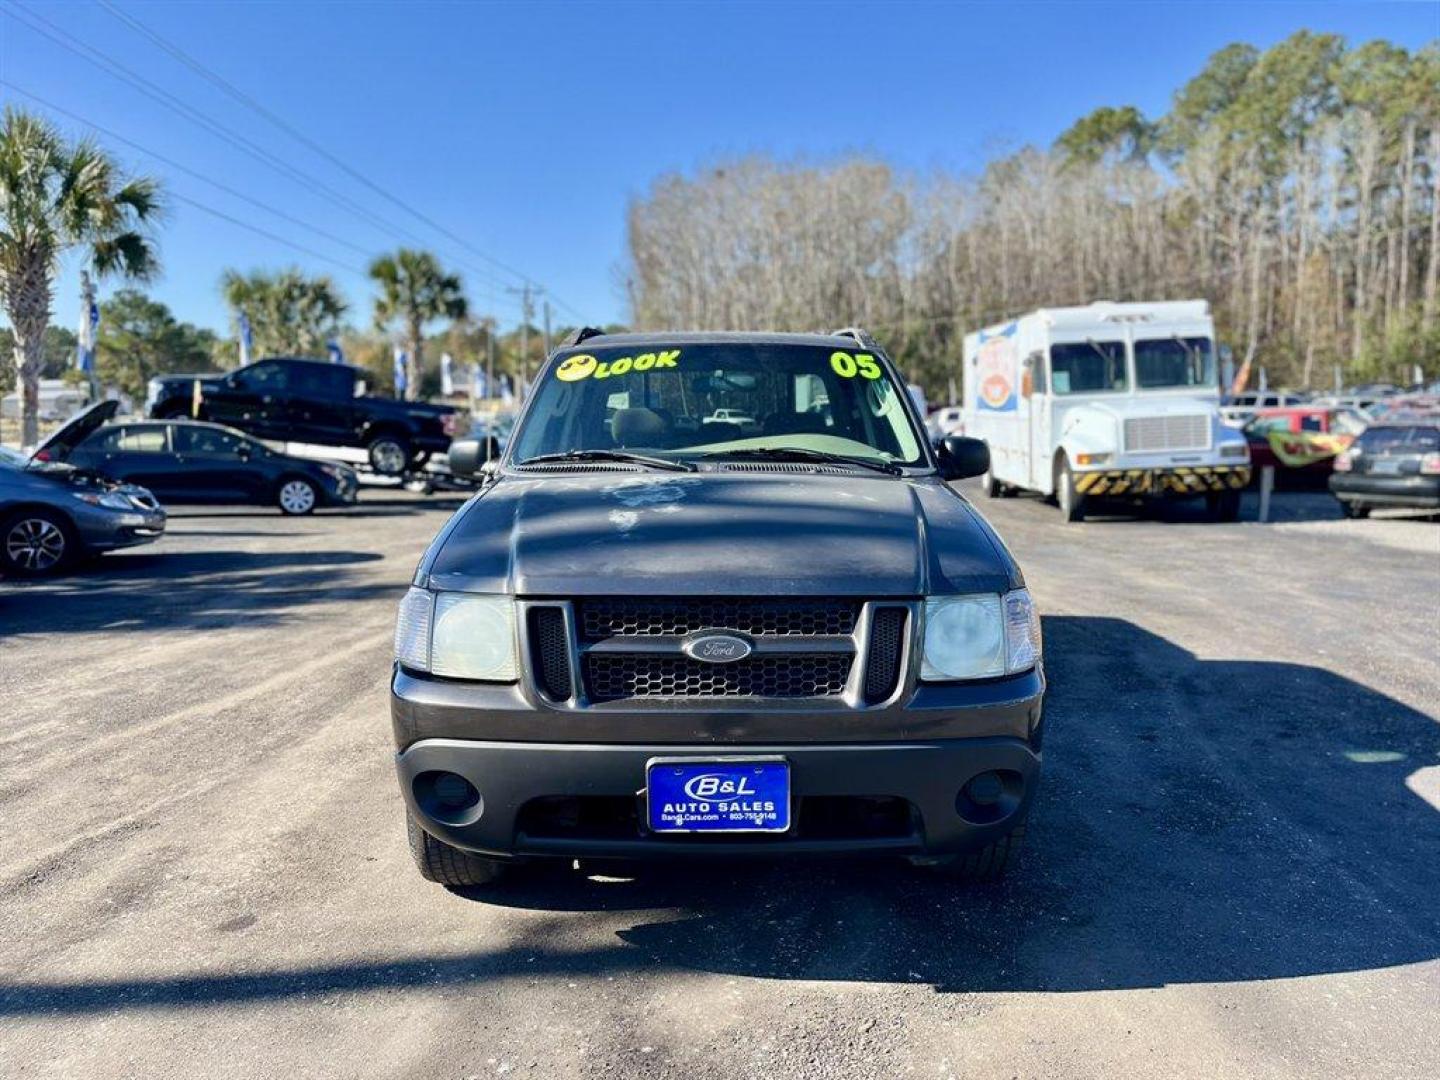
[369,249,467,399]
[0,107,161,446]
[219,267,347,358]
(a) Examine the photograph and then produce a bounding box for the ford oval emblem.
[684,633,752,664]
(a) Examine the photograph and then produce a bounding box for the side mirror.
[937,435,989,481]
[236,444,252,460]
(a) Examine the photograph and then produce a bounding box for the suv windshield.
[509,342,926,466]
[1135,336,1217,390]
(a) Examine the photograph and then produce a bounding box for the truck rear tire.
[917,819,1027,883]
[406,815,508,887]
[367,435,410,476]
[1341,502,1370,519]
[981,467,1002,498]
[1207,490,1241,522]
[1055,459,1085,523]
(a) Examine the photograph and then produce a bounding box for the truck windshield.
[1135,337,1217,390]
[509,342,926,467]
[1049,341,1127,394]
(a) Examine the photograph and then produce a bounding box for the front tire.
[406,815,507,887]
[367,435,410,476]
[981,466,1002,498]
[277,477,319,515]
[1055,458,1085,523]
[918,819,1027,883]
[1207,490,1242,522]
[1341,502,1371,519]
[2,508,76,577]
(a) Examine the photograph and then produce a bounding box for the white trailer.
[961,300,1250,522]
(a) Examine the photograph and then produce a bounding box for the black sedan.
[1329,418,1440,518]
[35,403,358,515]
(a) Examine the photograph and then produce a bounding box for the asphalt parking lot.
[1,487,1437,1078]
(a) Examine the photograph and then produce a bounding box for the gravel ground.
[1,485,1436,1079]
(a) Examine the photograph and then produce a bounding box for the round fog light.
[964,771,1005,806]
[434,772,477,808]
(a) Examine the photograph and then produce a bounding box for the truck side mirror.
[937,435,989,481]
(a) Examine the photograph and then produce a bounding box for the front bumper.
[391,666,1044,859]
[397,736,1040,860]
[1329,473,1440,509]
[74,508,166,551]
[1074,463,1250,498]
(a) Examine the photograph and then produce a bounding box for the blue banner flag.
[393,347,408,394]
[326,339,344,364]
[238,312,254,367]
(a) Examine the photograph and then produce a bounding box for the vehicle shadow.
[0,549,392,635]
[0,617,1434,1015]
[477,614,1440,991]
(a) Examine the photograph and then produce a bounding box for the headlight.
[922,589,1041,681]
[393,588,518,681]
[72,490,134,511]
[1220,441,1250,459]
[318,463,350,482]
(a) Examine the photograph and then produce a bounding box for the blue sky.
[1,1,1435,338]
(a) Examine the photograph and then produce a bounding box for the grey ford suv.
[391,329,1044,886]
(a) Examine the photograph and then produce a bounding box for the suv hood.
[31,400,118,462]
[424,472,1019,597]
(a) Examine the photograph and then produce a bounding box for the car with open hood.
[1,417,165,576]
[391,329,1044,888]
[33,401,357,515]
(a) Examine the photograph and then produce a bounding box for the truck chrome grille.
[585,653,852,702]
[1123,414,1210,453]
[578,597,858,639]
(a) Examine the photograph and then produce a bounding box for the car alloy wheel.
[278,479,318,515]
[369,438,407,476]
[5,517,67,572]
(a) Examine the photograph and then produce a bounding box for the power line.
[97,0,537,286]
[94,0,587,318]
[1,0,523,300]
[0,80,376,264]
[166,191,369,276]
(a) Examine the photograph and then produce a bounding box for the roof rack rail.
[558,326,606,348]
[830,326,879,350]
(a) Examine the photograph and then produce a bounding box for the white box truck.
[961,300,1250,522]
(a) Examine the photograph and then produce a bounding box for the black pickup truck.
[146,357,458,474]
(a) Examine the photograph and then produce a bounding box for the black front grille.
[585,653,852,702]
[528,607,573,701]
[863,607,908,703]
[579,598,858,639]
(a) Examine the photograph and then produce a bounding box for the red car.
[1242,407,1368,485]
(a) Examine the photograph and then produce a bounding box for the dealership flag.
[393,346,408,395]
[238,312,254,367]
[75,293,98,375]
[326,339,344,364]
[440,352,454,397]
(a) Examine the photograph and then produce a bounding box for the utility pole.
[506,283,543,393]
[543,300,552,362]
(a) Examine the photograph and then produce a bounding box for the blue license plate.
[646,758,791,833]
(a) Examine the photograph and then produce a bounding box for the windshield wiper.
[700,447,903,476]
[517,449,695,472]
